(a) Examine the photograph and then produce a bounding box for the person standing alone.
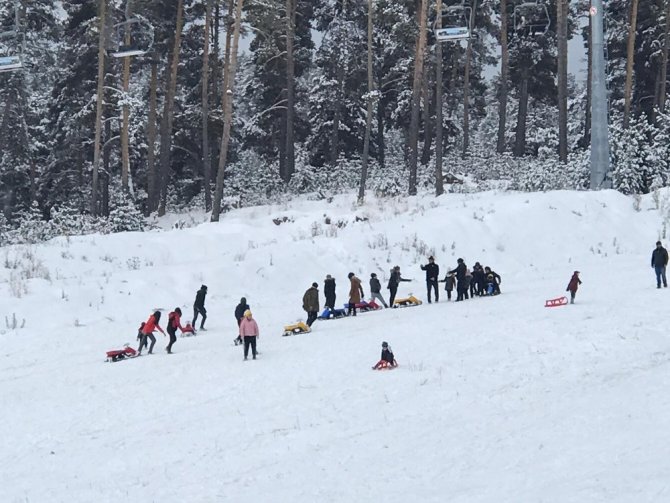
[192,285,208,330]
[302,283,320,327]
[420,256,440,303]
[566,271,582,304]
[239,310,259,360]
[651,241,668,288]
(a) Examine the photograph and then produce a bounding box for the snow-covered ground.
[2,189,670,502]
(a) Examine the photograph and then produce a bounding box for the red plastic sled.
[545,296,568,308]
[181,324,196,336]
[372,360,399,370]
[106,346,138,362]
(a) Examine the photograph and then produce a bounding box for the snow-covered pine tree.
[108,192,146,233]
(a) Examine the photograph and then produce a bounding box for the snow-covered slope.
[2,189,670,502]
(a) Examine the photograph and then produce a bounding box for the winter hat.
[657,241,662,246]
[574,270,580,274]
[201,285,208,290]
[428,256,434,261]
[240,297,247,304]
[457,258,463,263]
[244,310,252,318]
[312,282,318,288]
[381,341,388,348]
[371,273,377,278]
[348,272,355,279]
[393,265,400,271]
[326,274,332,279]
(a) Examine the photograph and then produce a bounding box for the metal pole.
[590,0,610,189]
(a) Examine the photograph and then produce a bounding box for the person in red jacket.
[166,307,186,354]
[137,311,165,355]
[566,271,582,304]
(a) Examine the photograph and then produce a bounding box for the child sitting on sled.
[372,341,398,369]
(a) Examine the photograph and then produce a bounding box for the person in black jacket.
[448,259,467,301]
[372,341,398,369]
[324,275,336,309]
[387,266,411,306]
[192,285,208,330]
[369,273,388,308]
[471,262,485,297]
[651,240,669,288]
[420,256,440,303]
[234,297,250,345]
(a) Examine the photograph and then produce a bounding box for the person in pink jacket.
[239,310,259,360]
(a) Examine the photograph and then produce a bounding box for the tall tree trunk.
[408,0,428,195]
[202,0,213,211]
[120,0,133,192]
[420,59,433,166]
[285,0,296,182]
[358,0,374,204]
[557,0,569,162]
[659,0,670,112]
[157,0,185,216]
[461,0,476,157]
[330,0,347,167]
[146,59,158,215]
[496,0,509,153]
[514,71,529,157]
[102,117,111,216]
[434,0,444,196]
[212,1,221,110]
[623,0,639,128]
[582,8,592,148]
[377,79,386,171]
[91,0,107,216]
[211,0,245,222]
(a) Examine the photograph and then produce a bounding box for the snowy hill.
[2,189,670,502]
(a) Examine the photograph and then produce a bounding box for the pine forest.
[0,0,669,242]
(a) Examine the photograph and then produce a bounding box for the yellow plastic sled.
[393,295,423,308]
[282,321,311,336]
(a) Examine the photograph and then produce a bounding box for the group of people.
[136,285,208,356]
[301,257,504,325]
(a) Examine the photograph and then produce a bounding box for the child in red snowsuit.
[372,342,398,369]
[566,271,582,304]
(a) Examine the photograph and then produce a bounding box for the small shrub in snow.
[9,272,26,298]
[126,257,141,270]
[4,313,25,330]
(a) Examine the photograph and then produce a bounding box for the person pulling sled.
[137,311,165,355]
[166,307,187,354]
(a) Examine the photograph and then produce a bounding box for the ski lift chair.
[513,1,551,37]
[0,29,24,73]
[435,2,472,42]
[108,17,155,58]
